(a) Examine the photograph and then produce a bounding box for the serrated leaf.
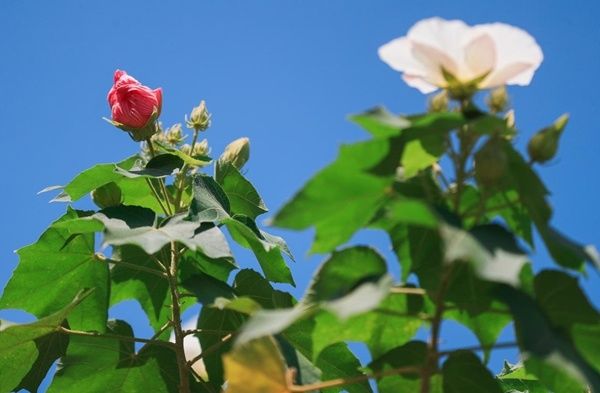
[0,209,108,332]
[272,139,393,253]
[442,351,503,393]
[0,290,92,393]
[217,162,268,219]
[223,337,290,393]
[225,216,294,284]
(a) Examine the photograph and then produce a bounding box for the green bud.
[91,182,122,209]
[180,144,192,156]
[186,100,211,131]
[220,137,250,170]
[486,86,509,113]
[474,137,508,186]
[527,114,569,164]
[166,123,185,145]
[428,90,449,113]
[192,139,210,156]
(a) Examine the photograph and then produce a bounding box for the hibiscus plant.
[1,17,599,393]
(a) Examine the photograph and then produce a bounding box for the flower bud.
[192,139,210,156]
[474,137,508,186]
[486,86,509,113]
[91,182,122,209]
[428,90,449,113]
[219,137,250,170]
[166,123,185,145]
[180,144,192,156]
[504,109,515,129]
[106,70,162,141]
[527,114,569,164]
[186,100,211,131]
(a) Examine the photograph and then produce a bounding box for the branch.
[290,366,421,392]
[58,326,176,349]
[188,333,233,366]
[438,341,518,357]
[390,287,426,296]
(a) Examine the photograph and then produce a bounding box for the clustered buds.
[186,100,211,131]
[91,182,122,209]
[486,86,509,113]
[219,137,250,170]
[428,91,449,113]
[181,139,210,157]
[527,114,569,164]
[166,124,185,145]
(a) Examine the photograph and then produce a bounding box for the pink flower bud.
[107,70,162,129]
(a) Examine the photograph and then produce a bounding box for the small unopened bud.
[474,137,508,186]
[220,137,250,170]
[186,100,211,131]
[180,144,192,156]
[91,182,122,209]
[428,90,448,113]
[486,86,509,113]
[504,110,515,129]
[192,139,210,156]
[527,114,569,164]
[166,123,184,145]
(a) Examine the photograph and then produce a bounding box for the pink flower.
[378,18,543,94]
[107,70,162,129]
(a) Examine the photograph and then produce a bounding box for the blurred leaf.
[442,351,503,393]
[0,290,92,393]
[495,285,600,391]
[272,139,393,253]
[402,134,445,178]
[322,275,394,320]
[534,270,599,330]
[235,306,311,346]
[572,324,600,372]
[307,246,387,302]
[223,337,290,393]
[0,209,108,332]
[217,162,268,219]
[385,198,439,228]
[349,106,410,138]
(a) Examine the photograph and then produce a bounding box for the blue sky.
[1,0,599,390]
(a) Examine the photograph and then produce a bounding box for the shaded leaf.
[115,153,184,178]
[442,351,502,393]
[217,162,268,219]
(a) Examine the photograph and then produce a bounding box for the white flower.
[378,17,543,94]
[171,316,207,378]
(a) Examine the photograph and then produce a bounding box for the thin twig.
[290,366,421,392]
[58,326,176,349]
[101,257,168,279]
[390,287,427,296]
[188,333,233,366]
[145,178,170,216]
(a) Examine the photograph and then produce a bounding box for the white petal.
[407,17,473,70]
[464,33,497,79]
[411,41,460,85]
[378,36,429,75]
[402,74,439,93]
[474,22,543,86]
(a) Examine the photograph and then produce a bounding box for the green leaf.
[307,246,387,302]
[401,133,445,178]
[272,139,393,253]
[0,209,109,332]
[47,320,181,393]
[315,343,374,393]
[440,223,528,287]
[189,173,231,222]
[442,351,503,393]
[369,341,434,393]
[534,270,599,330]
[446,305,511,363]
[322,275,394,320]
[495,285,600,391]
[218,163,268,219]
[235,306,311,346]
[349,106,410,138]
[385,198,439,228]
[181,272,236,305]
[116,153,184,178]
[155,142,211,167]
[496,361,546,393]
[572,324,600,372]
[225,216,294,284]
[313,293,424,359]
[0,290,92,393]
[55,155,138,201]
[110,246,171,332]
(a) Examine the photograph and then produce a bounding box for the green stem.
[145,138,175,215]
[174,129,200,211]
